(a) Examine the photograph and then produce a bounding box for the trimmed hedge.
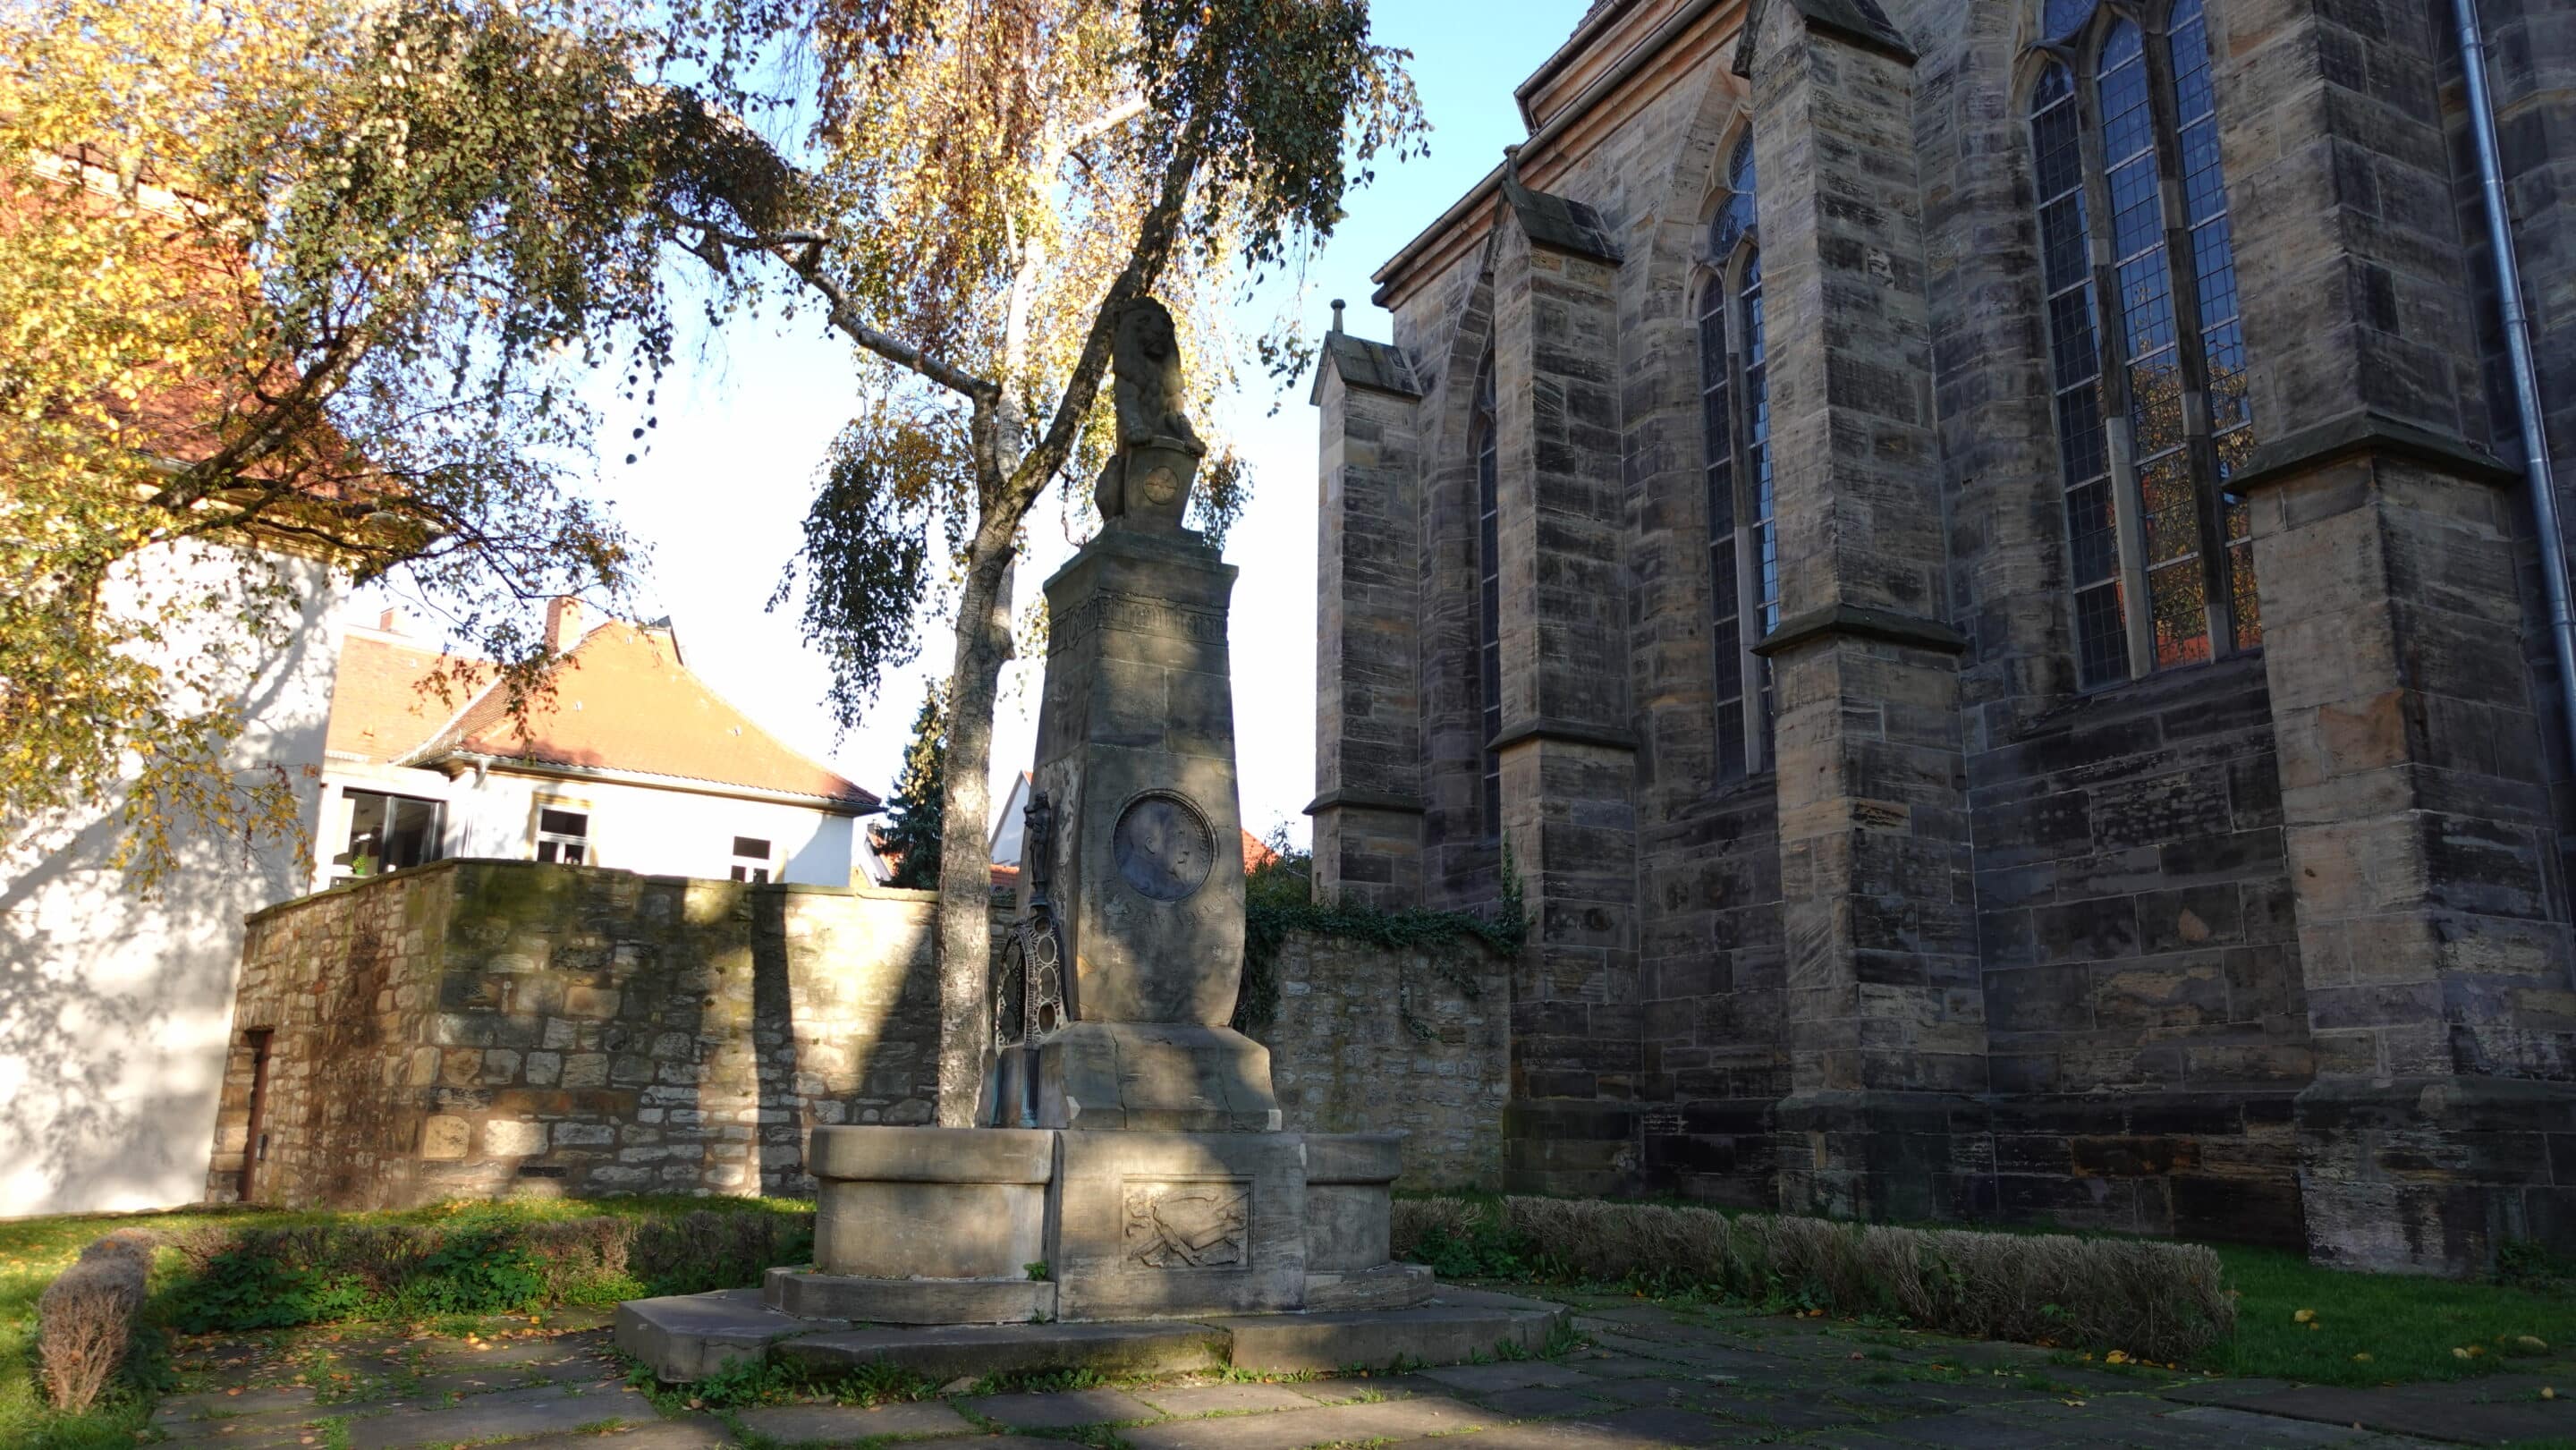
[36,1231,154,1413]
[1394,1195,2236,1362]
[149,1208,811,1333]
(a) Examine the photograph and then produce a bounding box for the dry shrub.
[38,1230,155,1412]
[1396,1195,2235,1361]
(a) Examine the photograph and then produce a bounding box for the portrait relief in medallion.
[1113,791,1214,903]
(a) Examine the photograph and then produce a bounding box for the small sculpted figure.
[1094,297,1205,520]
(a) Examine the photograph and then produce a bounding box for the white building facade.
[0,543,345,1217]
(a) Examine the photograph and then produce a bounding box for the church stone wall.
[1313,0,2576,1270]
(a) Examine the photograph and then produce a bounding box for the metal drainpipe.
[2454,0,2576,774]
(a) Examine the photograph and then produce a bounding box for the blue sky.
[568,3,1578,846]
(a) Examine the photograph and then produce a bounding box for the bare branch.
[667,210,1003,402]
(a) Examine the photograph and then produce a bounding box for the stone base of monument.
[615,1125,1562,1382]
[615,1283,1568,1382]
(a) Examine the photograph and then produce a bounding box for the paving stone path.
[148,1294,2575,1448]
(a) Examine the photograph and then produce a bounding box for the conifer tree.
[880,682,948,891]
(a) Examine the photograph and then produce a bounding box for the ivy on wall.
[1233,839,1529,1037]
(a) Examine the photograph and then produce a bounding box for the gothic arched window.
[1472,355,1504,838]
[2029,0,2257,689]
[1697,132,1775,779]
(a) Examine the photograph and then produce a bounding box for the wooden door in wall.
[237,1030,274,1201]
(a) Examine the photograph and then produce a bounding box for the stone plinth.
[1035,1022,1281,1132]
[1030,525,1248,1027]
[791,1124,1415,1327]
[809,1126,1050,1280]
[615,1284,1566,1383]
[1023,521,1282,1133]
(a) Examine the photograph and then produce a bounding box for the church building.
[1309,0,2576,1272]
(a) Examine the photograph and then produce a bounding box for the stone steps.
[615,1284,1570,1383]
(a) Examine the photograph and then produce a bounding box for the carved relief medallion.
[1113,791,1213,902]
[1123,1180,1250,1269]
[1139,463,1182,506]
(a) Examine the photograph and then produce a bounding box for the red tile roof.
[382,620,877,810]
[1240,828,1280,873]
[326,632,488,764]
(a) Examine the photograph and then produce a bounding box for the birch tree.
[667,0,1421,1122]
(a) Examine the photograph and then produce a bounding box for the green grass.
[2204,1244,2576,1387]
[1,1196,809,1450]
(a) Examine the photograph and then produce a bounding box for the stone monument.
[618,299,1561,1378]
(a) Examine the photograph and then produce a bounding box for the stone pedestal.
[759,1123,1417,1327]
[1021,524,1276,1127]
[1033,1022,1281,1132]
[1030,524,1247,1024]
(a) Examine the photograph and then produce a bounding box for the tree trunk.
[929,520,1020,1125]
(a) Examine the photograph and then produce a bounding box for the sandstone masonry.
[1310,0,2576,1272]
[208,861,1505,1208]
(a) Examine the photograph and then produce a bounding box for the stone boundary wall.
[1255,929,1511,1191]
[210,864,1501,1209]
[208,860,945,1208]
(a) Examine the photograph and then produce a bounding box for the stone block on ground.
[614,1289,845,1382]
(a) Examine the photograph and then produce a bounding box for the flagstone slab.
[1118,1394,1492,1449]
[343,1380,649,1450]
[1415,1360,1597,1393]
[958,1387,1164,1428]
[155,1386,320,1424]
[1470,1386,1623,1418]
[509,1417,737,1450]
[1131,1382,1323,1416]
[2157,1379,2573,1445]
[735,1399,979,1443]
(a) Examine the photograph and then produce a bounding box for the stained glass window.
[1699,134,1773,777]
[2027,0,2259,687]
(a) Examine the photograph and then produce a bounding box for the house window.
[338,790,442,878]
[1472,355,1504,839]
[1697,132,1776,779]
[534,806,590,865]
[729,835,773,884]
[2030,0,2258,689]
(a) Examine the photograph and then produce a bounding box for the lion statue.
[1094,297,1205,520]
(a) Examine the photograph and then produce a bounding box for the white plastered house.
[318,598,883,892]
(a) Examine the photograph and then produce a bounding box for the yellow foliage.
[2,0,670,882]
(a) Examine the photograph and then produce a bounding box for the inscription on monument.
[1114,792,1213,902]
[1122,1179,1250,1269]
